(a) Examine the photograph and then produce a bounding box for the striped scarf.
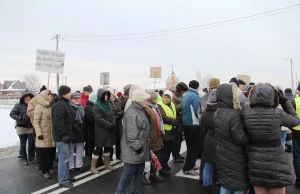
[146,102,165,136]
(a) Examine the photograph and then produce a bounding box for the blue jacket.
[182,88,201,126]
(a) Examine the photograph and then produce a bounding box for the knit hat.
[176,82,189,92]
[83,86,93,93]
[58,85,71,96]
[229,77,239,87]
[189,80,200,90]
[163,90,173,99]
[209,78,220,89]
[132,89,150,102]
[238,79,246,85]
[147,91,158,100]
[39,85,47,94]
[88,92,97,103]
[117,92,122,98]
[71,92,80,99]
[159,90,164,96]
[208,88,217,104]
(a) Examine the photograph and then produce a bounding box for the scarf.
[70,101,85,124]
[96,99,111,112]
[146,102,165,136]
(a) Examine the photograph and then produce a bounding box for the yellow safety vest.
[157,95,162,102]
[157,101,177,131]
[294,97,300,131]
[296,94,299,98]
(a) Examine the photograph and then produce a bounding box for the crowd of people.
[8,78,300,194]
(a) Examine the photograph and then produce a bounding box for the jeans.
[293,136,300,185]
[172,123,183,159]
[202,162,214,186]
[115,163,145,194]
[161,141,173,172]
[18,133,35,160]
[57,142,70,184]
[220,187,244,194]
[281,131,288,146]
[69,143,84,169]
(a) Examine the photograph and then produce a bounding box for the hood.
[19,93,35,104]
[123,84,132,95]
[37,90,51,107]
[249,84,276,108]
[80,92,89,100]
[97,88,111,102]
[88,92,97,103]
[217,84,241,111]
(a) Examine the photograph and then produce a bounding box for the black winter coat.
[214,84,249,191]
[10,93,35,128]
[85,100,95,142]
[51,96,75,142]
[110,98,124,140]
[93,89,116,147]
[243,84,300,188]
[70,103,85,143]
[201,103,218,163]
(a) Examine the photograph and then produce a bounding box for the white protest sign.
[35,49,65,74]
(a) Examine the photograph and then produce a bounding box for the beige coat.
[27,96,39,124]
[33,90,55,148]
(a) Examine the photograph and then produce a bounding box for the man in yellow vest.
[157,90,178,175]
[291,84,300,189]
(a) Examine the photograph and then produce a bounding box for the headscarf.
[124,84,142,112]
[207,88,217,105]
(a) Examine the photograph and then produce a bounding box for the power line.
[65,3,300,39]
[62,5,300,42]
[0,39,53,72]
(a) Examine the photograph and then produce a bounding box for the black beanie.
[229,77,239,87]
[39,85,47,94]
[83,86,92,93]
[189,80,199,90]
[59,85,71,96]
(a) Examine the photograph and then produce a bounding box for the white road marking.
[175,159,201,180]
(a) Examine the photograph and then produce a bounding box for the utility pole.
[56,34,60,92]
[286,58,294,90]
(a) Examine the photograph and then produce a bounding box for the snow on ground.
[0,108,19,148]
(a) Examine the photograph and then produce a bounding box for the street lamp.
[285,58,294,90]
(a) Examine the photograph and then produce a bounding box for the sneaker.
[142,177,151,185]
[23,160,29,166]
[149,174,164,182]
[59,183,74,188]
[68,177,76,182]
[28,157,37,164]
[183,169,198,176]
[43,173,51,179]
[174,158,184,163]
[70,168,77,172]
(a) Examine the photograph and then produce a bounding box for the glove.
[38,135,44,140]
[135,147,143,155]
[62,135,70,144]
[278,89,287,105]
[144,162,151,172]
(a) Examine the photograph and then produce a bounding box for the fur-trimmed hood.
[248,83,278,108]
[216,83,241,111]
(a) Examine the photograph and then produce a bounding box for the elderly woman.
[243,84,300,194]
[115,89,151,194]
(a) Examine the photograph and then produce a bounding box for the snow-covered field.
[0,108,19,148]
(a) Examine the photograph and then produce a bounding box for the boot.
[90,154,100,174]
[286,145,293,153]
[103,153,116,171]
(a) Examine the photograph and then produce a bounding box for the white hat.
[163,90,173,99]
[132,89,150,102]
[88,92,97,103]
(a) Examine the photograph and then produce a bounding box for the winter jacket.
[198,94,208,122]
[172,93,183,122]
[85,100,95,142]
[121,101,150,164]
[27,96,39,124]
[51,95,75,142]
[182,88,200,126]
[158,102,177,141]
[240,92,250,110]
[10,93,35,130]
[80,93,89,108]
[93,89,116,147]
[214,84,249,191]
[33,90,55,148]
[120,94,129,111]
[70,103,85,143]
[285,93,294,101]
[243,84,299,188]
[145,105,163,151]
[201,103,218,163]
[290,98,300,137]
[110,98,124,140]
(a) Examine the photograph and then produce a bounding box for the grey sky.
[0,0,299,92]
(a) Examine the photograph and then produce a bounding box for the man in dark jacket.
[171,82,188,163]
[290,84,300,189]
[51,85,74,188]
[285,88,294,153]
[214,84,249,193]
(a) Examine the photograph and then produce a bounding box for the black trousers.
[110,139,121,159]
[86,139,95,161]
[37,147,56,174]
[150,149,162,175]
[182,126,203,171]
[161,141,173,172]
[93,147,112,156]
[172,123,183,159]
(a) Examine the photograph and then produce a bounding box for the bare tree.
[23,74,41,92]
[199,74,213,89]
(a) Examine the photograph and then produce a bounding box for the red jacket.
[80,93,89,108]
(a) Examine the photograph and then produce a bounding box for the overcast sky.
[0,0,299,92]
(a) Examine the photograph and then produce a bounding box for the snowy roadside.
[0,145,19,159]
